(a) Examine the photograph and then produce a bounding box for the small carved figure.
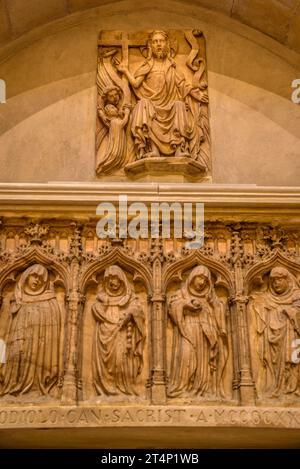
[92,265,146,396]
[0,264,62,397]
[249,267,300,398]
[168,266,228,399]
[96,85,131,174]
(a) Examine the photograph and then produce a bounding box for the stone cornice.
[0,183,299,221]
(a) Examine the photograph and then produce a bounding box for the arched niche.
[0,248,69,405]
[163,251,235,404]
[79,247,152,404]
[245,250,300,405]
[163,250,234,295]
[245,250,300,294]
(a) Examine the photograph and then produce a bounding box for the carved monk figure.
[116,30,208,160]
[249,267,300,398]
[0,264,61,397]
[92,265,146,396]
[168,266,228,399]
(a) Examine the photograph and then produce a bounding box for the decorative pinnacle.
[24,223,49,245]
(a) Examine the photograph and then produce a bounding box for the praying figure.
[92,265,146,396]
[0,264,62,397]
[167,265,229,399]
[96,85,131,174]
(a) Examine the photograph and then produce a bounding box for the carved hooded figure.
[249,266,300,398]
[92,265,146,396]
[0,264,61,397]
[168,265,228,398]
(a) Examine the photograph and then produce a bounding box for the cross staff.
[98,32,147,69]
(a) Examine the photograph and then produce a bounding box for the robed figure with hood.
[0,264,62,397]
[92,265,146,396]
[167,265,229,399]
[249,267,300,398]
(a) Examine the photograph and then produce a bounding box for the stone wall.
[0,1,300,449]
[0,2,299,185]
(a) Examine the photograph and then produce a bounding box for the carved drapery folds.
[96,30,210,179]
[167,265,230,400]
[0,264,62,399]
[92,265,146,397]
[0,220,299,407]
[80,249,152,403]
[248,266,300,403]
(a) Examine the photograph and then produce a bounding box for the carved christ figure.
[92,265,146,396]
[115,30,208,161]
[249,267,300,398]
[168,266,228,399]
[0,264,62,397]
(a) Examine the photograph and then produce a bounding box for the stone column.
[150,239,167,404]
[231,293,256,405]
[230,229,255,405]
[62,259,80,405]
[62,225,82,405]
[229,295,240,401]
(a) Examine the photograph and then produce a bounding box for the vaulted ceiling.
[0,0,300,54]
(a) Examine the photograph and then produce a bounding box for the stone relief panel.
[0,219,298,407]
[248,266,300,404]
[166,265,233,403]
[81,264,149,403]
[96,30,210,180]
[0,264,66,403]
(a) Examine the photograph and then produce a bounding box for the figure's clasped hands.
[102,116,111,127]
[98,107,110,127]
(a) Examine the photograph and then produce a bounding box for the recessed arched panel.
[79,248,152,404]
[0,252,69,404]
[164,253,235,404]
[245,251,300,405]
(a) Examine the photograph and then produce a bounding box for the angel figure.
[96,56,131,174]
